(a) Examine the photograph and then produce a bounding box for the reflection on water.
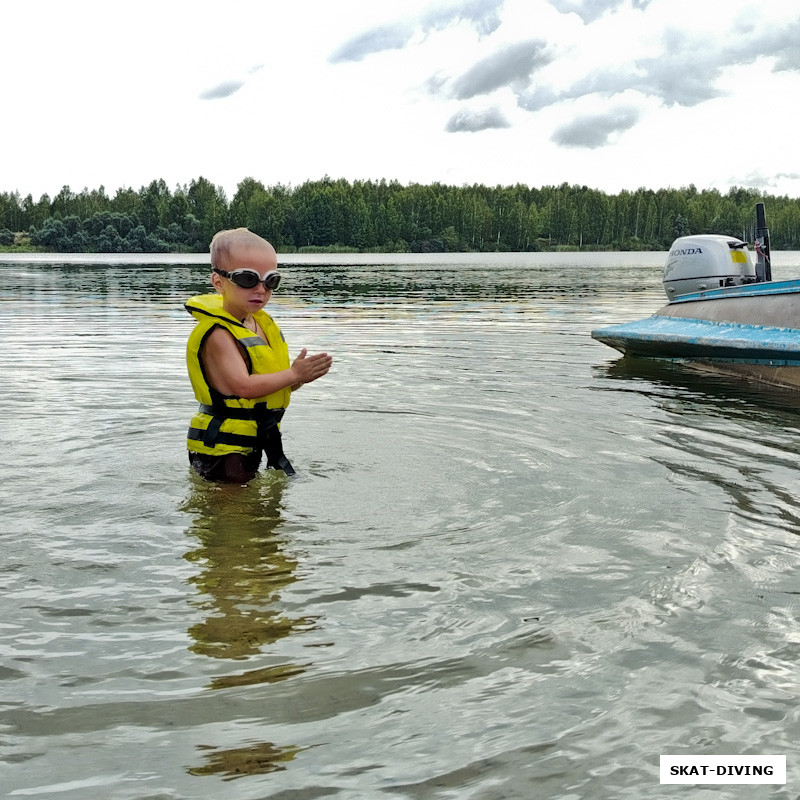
[181,474,316,662]
[4,252,800,799]
[188,739,306,781]
[181,474,313,778]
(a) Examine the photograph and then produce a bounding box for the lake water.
[3,250,800,799]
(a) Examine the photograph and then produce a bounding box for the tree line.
[2,176,800,253]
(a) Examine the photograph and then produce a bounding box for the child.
[185,228,332,483]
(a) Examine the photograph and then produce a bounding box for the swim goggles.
[213,267,281,290]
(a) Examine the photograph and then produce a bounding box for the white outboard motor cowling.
[663,234,756,300]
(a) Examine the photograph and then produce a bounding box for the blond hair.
[210,228,274,269]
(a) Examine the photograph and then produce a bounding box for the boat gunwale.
[668,278,800,304]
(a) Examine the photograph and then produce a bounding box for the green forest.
[2,176,800,254]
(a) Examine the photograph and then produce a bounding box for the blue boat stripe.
[592,315,800,364]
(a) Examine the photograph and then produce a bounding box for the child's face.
[212,245,279,319]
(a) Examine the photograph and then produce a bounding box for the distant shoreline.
[3,178,795,253]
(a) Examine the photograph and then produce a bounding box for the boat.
[591,203,800,388]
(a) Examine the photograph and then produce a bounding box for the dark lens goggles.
[213,267,281,290]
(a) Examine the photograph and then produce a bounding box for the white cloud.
[552,106,641,148]
[445,106,512,132]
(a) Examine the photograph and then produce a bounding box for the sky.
[4,0,800,201]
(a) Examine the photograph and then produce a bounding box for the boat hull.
[658,278,800,328]
[591,279,800,387]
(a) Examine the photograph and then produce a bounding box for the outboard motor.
[663,234,756,300]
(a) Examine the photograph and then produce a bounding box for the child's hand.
[291,348,332,386]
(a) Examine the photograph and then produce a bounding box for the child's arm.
[202,328,331,400]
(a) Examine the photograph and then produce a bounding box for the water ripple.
[4,256,800,798]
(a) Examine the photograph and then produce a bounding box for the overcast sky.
[4,0,799,200]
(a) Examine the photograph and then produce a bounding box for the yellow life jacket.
[185,293,291,457]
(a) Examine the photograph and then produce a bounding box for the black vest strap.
[188,425,255,449]
[260,424,296,476]
[198,403,286,424]
[199,403,254,420]
[190,405,293,474]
